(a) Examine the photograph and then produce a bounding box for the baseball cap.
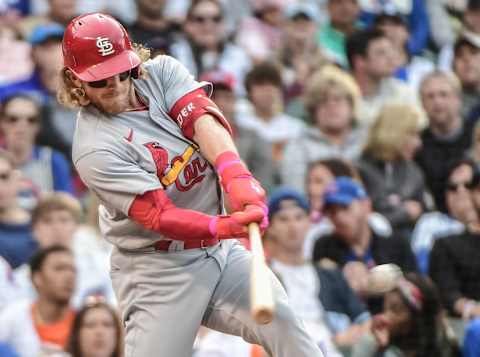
[284,2,319,22]
[200,71,236,92]
[29,23,64,45]
[323,177,368,207]
[268,188,310,219]
[454,31,480,55]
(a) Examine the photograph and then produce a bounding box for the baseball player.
[59,13,323,357]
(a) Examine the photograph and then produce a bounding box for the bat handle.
[249,222,275,324]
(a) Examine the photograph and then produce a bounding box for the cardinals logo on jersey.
[144,142,169,179]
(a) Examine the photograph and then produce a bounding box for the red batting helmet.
[62,13,141,82]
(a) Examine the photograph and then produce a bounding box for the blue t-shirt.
[0,222,37,269]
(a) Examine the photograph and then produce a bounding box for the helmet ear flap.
[131,66,140,79]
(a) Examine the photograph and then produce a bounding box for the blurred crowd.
[1,0,480,356]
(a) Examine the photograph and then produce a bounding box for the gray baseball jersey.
[73,55,222,250]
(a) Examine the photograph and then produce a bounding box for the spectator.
[66,299,122,357]
[14,193,115,308]
[0,93,73,210]
[0,23,77,159]
[170,0,251,94]
[0,245,76,357]
[346,28,418,126]
[313,177,418,313]
[429,216,480,353]
[16,0,76,39]
[281,65,366,193]
[278,2,329,107]
[374,13,434,92]
[237,62,305,164]
[438,0,480,70]
[127,0,175,46]
[316,0,361,67]
[0,256,19,310]
[452,33,480,118]
[267,188,370,355]
[415,70,474,212]
[412,158,478,274]
[304,158,392,259]
[357,103,427,237]
[236,0,287,62]
[201,70,275,192]
[358,0,430,56]
[0,150,35,269]
[351,274,459,357]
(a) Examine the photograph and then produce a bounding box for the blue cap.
[268,187,310,219]
[29,23,64,45]
[324,177,368,207]
[284,2,319,22]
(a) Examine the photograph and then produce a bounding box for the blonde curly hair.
[57,44,151,109]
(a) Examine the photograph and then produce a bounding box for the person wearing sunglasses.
[170,0,251,94]
[58,12,323,357]
[411,158,479,274]
[0,93,73,211]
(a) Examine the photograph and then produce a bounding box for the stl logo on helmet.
[96,37,115,56]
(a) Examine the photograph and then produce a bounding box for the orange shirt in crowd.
[31,303,76,348]
[251,344,266,357]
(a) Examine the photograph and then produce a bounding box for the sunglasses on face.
[3,114,40,125]
[446,181,474,192]
[191,14,222,24]
[87,70,132,88]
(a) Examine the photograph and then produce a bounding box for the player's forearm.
[193,114,238,165]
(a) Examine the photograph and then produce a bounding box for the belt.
[153,238,219,251]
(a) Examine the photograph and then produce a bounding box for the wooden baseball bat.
[249,222,275,324]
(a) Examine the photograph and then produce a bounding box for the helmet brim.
[69,49,142,82]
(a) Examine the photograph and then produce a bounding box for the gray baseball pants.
[110,240,324,357]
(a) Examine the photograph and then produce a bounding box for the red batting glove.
[209,206,265,240]
[215,151,267,212]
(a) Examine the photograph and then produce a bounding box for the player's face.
[268,204,310,253]
[82,71,134,115]
[79,307,118,357]
[34,251,76,304]
[33,209,78,248]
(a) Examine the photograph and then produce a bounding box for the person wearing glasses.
[0,93,73,210]
[411,158,479,274]
[58,12,322,357]
[170,0,251,94]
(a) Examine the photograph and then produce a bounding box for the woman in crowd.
[67,299,123,357]
[352,273,459,357]
[357,103,428,237]
[281,65,367,193]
